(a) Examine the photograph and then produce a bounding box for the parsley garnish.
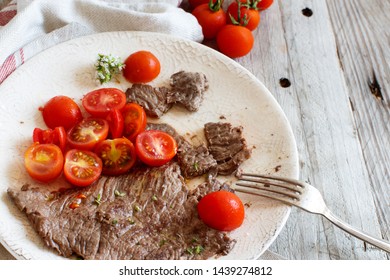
[95,53,124,84]
[94,193,102,205]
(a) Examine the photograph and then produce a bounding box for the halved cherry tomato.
[106,108,124,139]
[135,130,177,167]
[40,95,83,131]
[197,190,245,231]
[122,103,147,142]
[82,88,126,118]
[24,143,64,183]
[32,126,67,152]
[227,1,261,31]
[64,149,102,187]
[123,51,161,83]
[67,118,109,150]
[216,24,254,58]
[192,0,226,40]
[94,138,137,175]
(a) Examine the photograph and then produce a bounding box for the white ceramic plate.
[0,31,298,260]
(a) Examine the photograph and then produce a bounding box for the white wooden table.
[1,0,389,260]
[233,0,390,260]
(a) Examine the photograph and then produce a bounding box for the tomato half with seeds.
[123,51,161,83]
[24,143,64,183]
[135,130,177,167]
[197,190,245,231]
[122,103,147,142]
[67,118,109,150]
[94,138,137,176]
[64,149,102,187]
[82,88,126,118]
[33,126,67,152]
[40,95,83,131]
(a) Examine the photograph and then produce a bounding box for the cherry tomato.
[216,24,254,58]
[40,95,83,131]
[227,1,261,31]
[256,0,273,10]
[123,51,161,83]
[192,0,226,40]
[197,190,245,231]
[82,88,126,118]
[32,126,67,152]
[122,103,147,142]
[135,130,178,167]
[106,108,124,139]
[67,118,109,150]
[24,143,64,183]
[64,149,102,187]
[94,138,137,176]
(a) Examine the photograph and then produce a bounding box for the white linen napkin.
[0,0,203,83]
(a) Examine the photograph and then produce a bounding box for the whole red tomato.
[41,95,83,131]
[197,190,245,231]
[216,24,254,58]
[227,1,261,31]
[123,50,161,83]
[256,0,273,10]
[192,0,226,40]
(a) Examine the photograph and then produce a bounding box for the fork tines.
[235,173,304,204]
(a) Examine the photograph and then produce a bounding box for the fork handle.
[323,209,390,253]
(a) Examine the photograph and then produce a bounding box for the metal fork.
[235,173,390,254]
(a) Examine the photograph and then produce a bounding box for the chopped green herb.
[95,53,125,84]
[159,239,167,247]
[115,190,126,197]
[134,205,141,212]
[112,219,118,225]
[186,245,204,255]
[94,193,102,205]
[193,161,199,172]
[194,245,204,254]
[152,194,158,201]
[186,247,194,255]
[128,218,135,225]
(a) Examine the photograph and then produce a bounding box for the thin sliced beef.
[125,84,172,118]
[146,123,217,178]
[167,71,209,112]
[7,162,234,260]
[204,122,251,175]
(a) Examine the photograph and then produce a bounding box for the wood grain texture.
[236,0,389,259]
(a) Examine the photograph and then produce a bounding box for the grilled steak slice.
[204,122,251,175]
[125,84,172,118]
[146,123,217,178]
[7,162,234,260]
[167,71,209,112]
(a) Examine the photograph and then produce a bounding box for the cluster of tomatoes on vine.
[189,0,273,58]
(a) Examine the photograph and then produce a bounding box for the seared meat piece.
[146,123,217,178]
[7,162,235,260]
[204,122,251,175]
[125,84,172,118]
[167,71,209,112]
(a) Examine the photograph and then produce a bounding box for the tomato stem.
[209,0,223,12]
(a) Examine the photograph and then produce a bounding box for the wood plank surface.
[235,0,390,259]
